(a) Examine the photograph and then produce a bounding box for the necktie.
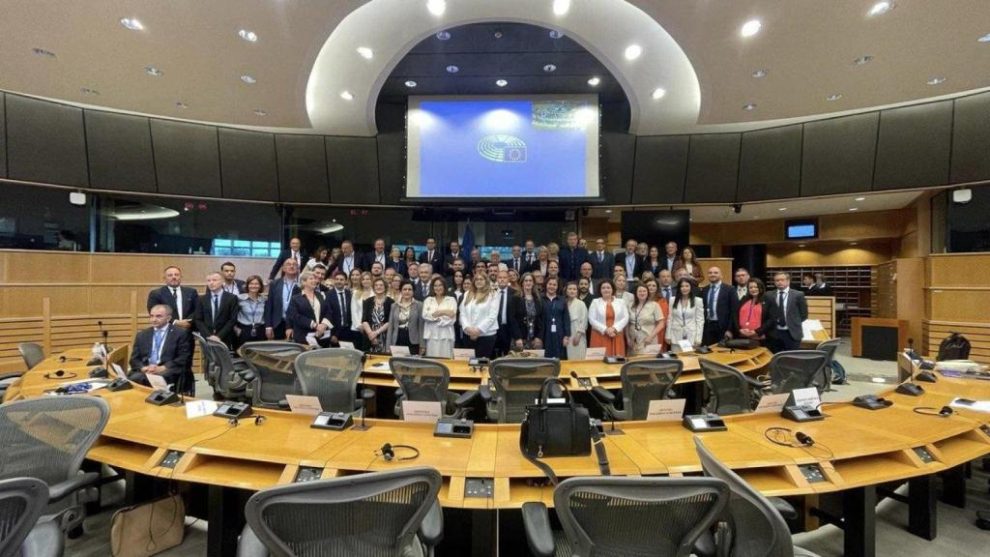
[150,328,164,364]
[212,294,219,321]
[778,291,786,326]
[708,286,717,320]
[338,291,346,324]
[499,289,507,325]
[598,252,603,263]
[428,251,433,261]
[172,288,182,320]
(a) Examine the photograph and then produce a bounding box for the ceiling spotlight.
[446,65,459,73]
[435,31,451,41]
[740,19,762,38]
[778,207,788,212]
[32,47,56,58]
[979,33,990,43]
[404,80,418,88]
[868,1,895,16]
[240,74,257,84]
[120,18,144,31]
[549,30,565,39]
[752,68,768,78]
[356,47,374,59]
[927,76,946,86]
[849,207,859,212]
[553,0,571,16]
[587,76,601,86]
[340,91,354,101]
[426,0,446,17]
[651,88,666,100]
[145,65,163,77]
[855,196,866,201]
[826,93,843,101]
[495,79,508,87]
[543,63,557,73]
[237,29,258,43]
[743,103,757,111]
[253,109,268,116]
[624,44,643,61]
[854,55,874,65]
[175,101,188,109]
[850,242,859,246]
[80,87,100,96]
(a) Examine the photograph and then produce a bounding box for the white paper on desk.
[286,395,324,416]
[754,393,791,414]
[305,330,332,347]
[389,345,411,356]
[646,399,686,422]
[402,401,442,423]
[791,387,821,409]
[949,397,990,413]
[110,363,125,379]
[676,340,695,353]
[584,347,606,360]
[185,400,218,419]
[453,348,475,361]
[801,320,824,341]
[146,373,169,391]
[528,349,545,358]
[338,341,355,350]
[643,343,662,354]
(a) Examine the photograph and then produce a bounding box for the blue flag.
[461,221,475,260]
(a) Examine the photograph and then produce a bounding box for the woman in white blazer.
[565,281,588,360]
[665,278,706,348]
[588,279,630,357]
[422,277,457,358]
[459,273,500,358]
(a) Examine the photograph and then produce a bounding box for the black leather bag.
[521,378,592,458]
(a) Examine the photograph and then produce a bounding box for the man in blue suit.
[589,238,614,280]
[128,304,191,388]
[557,231,589,282]
[702,266,736,346]
[265,258,299,340]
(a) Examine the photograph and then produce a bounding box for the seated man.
[129,304,192,389]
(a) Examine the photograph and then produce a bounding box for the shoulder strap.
[519,429,560,485]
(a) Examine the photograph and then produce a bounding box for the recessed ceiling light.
[752,69,768,78]
[587,76,601,86]
[798,244,806,248]
[849,207,859,211]
[927,76,946,86]
[624,44,642,61]
[604,209,612,214]
[356,47,374,59]
[340,90,354,101]
[404,80,417,88]
[253,109,267,116]
[543,64,557,73]
[120,18,144,31]
[237,29,258,43]
[435,31,451,41]
[80,87,100,96]
[868,1,895,16]
[175,101,188,109]
[495,79,508,87]
[240,74,257,84]
[651,88,666,100]
[850,242,859,246]
[426,0,446,17]
[743,103,757,111]
[553,0,571,16]
[446,65,459,73]
[826,93,843,101]
[854,55,874,65]
[740,19,762,38]
[32,47,56,58]
[145,65,163,77]
[549,30,565,39]
[979,33,990,43]
[778,207,788,212]
[855,196,866,201]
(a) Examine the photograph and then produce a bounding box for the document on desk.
[185,400,219,419]
[584,347,606,360]
[338,341,355,350]
[286,395,324,416]
[146,373,169,391]
[646,399,686,422]
[949,397,990,413]
[306,330,332,347]
[802,320,824,341]
[401,401,442,423]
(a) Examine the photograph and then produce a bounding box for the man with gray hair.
[128,304,191,388]
[414,263,433,301]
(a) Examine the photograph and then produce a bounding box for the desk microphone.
[98,320,110,353]
[570,371,622,435]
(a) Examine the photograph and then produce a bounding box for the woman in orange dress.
[588,280,629,357]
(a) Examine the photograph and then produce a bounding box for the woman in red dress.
[588,280,629,357]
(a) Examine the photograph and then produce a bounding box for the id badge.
[250,326,258,338]
[550,319,557,334]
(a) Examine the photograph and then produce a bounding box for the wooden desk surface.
[5,348,989,508]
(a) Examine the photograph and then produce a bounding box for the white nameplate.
[286,395,324,416]
[146,373,169,391]
[185,400,218,419]
[338,341,355,350]
[646,399,686,422]
[754,393,791,414]
[792,387,821,410]
[389,345,411,356]
[584,347,606,360]
[401,401,443,423]
[453,348,476,361]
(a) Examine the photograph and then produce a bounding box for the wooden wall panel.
[927,254,990,288]
[924,321,990,363]
[928,290,990,323]
[806,298,836,338]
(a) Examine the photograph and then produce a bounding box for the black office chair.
[694,438,820,557]
[482,358,561,423]
[768,351,828,396]
[238,467,443,557]
[0,396,110,534]
[0,477,63,557]
[294,348,368,416]
[192,332,215,386]
[522,476,730,557]
[18,343,45,370]
[590,359,683,420]
[389,357,477,419]
[700,359,764,416]
[239,342,305,410]
[206,339,256,402]
[814,339,841,391]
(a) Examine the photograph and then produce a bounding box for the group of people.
[127,233,818,388]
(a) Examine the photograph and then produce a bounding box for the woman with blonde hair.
[351,271,374,350]
[459,272,499,358]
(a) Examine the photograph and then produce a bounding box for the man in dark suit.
[268,237,305,281]
[663,241,680,273]
[337,240,361,276]
[507,245,526,274]
[445,241,466,276]
[493,270,516,357]
[418,238,443,271]
[522,239,538,273]
[412,264,433,301]
[733,268,751,302]
[219,261,246,295]
[702,267,736,345]
[265,258,300,341]
[620,239,644,290]
[589,238,614,280]
[362,238,388,271]
[326,272,357,346]
[128,304,191,389]
[194,272,239,348]
[578,261,599,297]
[147,266,198,330]
[765,272,809,353]
[558,231,589,282]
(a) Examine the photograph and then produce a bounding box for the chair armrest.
[744,375,768,389]
[455,390,479,407]
[239,370,256,383]
[48,472,100,503]
[591,386,616,404]
[236,525,269,557]
[693,531,717,557]
[521,502,554,557]
[418,501,444,548]
[478,384,492,402]
[769,497,798,520]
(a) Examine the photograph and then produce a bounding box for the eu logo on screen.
[477,134,527,163]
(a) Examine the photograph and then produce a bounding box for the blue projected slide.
[406,96,600,199]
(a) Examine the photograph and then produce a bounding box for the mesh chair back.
[815,339,841,391]
[695,438,795,557]
[554,476,728,557]
[244,467,441,557]
[389,358,451,411]
[769,351,828,395]
[0,477,48,557]
[294,349,364,414]
[699,359,754,416]
[207,340,246,396]
[17,343,44,371]
[489,358,561,423]
[192,333,217,385]
[620,359,684,420]
[239,342,305,409]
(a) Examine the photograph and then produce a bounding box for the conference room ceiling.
[1,1,988,136]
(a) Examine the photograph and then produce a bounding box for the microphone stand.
[570,371,623,435]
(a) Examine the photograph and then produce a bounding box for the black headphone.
[44,369,78,380]
[913,406,954,417]
[229,415,266,427]
[378,443,420,462]
[764,427,815,447]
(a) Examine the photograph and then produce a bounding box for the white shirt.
[422,296,457,340]
[459,293,500,337]
[170,286,184,320]
[587,298,630,335]
[624,253,637,279]
[341,255,355,274]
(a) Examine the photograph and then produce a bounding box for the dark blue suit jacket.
[557,247,589,282]
[702,282,736,333]
[285,293,332,344]
[129,325,191,385]
[264,278,297,329]
[589,251,615,279]
[326,288,353,332]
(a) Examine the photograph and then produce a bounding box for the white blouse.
[422,296,458,340]
[459,293,500,337]
[587,298,630,334]
[567,299,588,340]
[351,290,372,332]
[665,297,706,346]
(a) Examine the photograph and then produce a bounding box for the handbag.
[519,378,610,484]
[110,494,185,557]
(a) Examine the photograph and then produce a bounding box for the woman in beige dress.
[565,281,588,360]
[626,284,664,355]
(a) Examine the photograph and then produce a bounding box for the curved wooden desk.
[5,348,990,557]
